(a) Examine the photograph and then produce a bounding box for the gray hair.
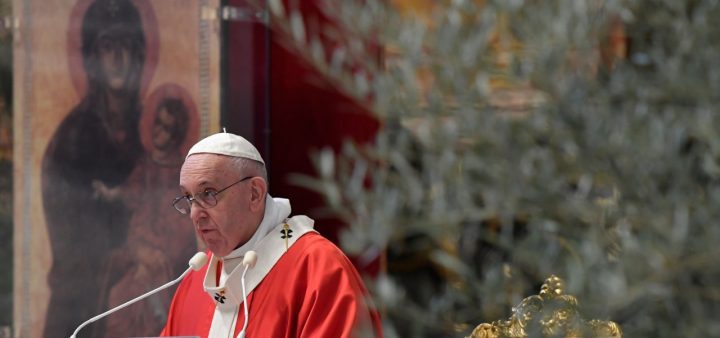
[229,156,268,184]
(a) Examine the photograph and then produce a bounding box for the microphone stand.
[70,252,207,338]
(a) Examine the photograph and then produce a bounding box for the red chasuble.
[160,232,383,338]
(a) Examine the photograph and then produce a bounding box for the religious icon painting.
[12,0,221,337]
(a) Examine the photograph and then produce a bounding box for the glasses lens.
[196,191,218,208]
[173,197,191,215]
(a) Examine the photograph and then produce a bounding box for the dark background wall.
[222,0,380,258]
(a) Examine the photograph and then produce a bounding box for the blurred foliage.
[263,0,720,337]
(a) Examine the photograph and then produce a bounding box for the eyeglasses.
[172,176,254,215]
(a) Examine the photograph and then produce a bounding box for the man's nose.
[189,202,208,221]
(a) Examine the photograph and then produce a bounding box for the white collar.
[203,215,317,338]
[203,216,316,306]
[220,194,290,273]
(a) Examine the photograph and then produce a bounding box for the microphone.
[237,250,258,338]
[242,250,258,268]
[69,252,209,338]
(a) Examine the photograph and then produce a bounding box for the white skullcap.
[186,132,265,164]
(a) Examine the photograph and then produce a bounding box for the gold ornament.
[468,275,621,338]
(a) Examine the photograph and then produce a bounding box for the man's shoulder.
[274,232,367,289]
[292,231,346,257]
[282,231,359,272]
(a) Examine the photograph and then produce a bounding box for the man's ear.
[248,177,267,212]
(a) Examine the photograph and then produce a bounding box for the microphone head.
[243,251,258,268]
[188,252,209,271]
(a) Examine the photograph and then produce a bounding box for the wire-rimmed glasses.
[172,176,253,215]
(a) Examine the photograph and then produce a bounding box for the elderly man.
[161,132,382,338]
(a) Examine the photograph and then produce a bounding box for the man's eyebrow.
[179,180,212,192]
